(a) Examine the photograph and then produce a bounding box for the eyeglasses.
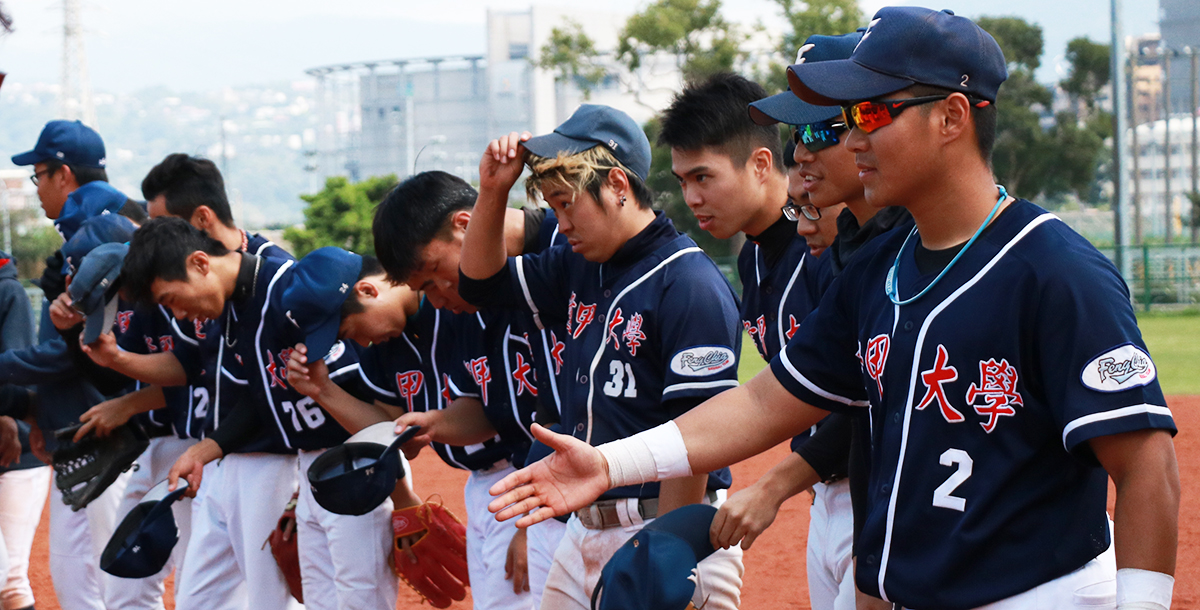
[791,120,847,153]
[30,168,53,186]
[839,95,954,134]
[781,200,821,222]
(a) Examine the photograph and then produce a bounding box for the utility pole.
[1111,0,1130,278]
[1190,47,1198,245]
[1163,48,1173,244]
[60,0,96,126]
[1131,54,1144,244]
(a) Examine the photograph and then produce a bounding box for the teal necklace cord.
[885,185,1008,306]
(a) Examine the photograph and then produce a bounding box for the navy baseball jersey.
[172,232,291,441]
[526,208,570,422]
[770,199,1176,608]
[460,212,739,500]
[116,304,206,438]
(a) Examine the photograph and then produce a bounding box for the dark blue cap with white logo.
[101,479,188,578]
[787,7,1008,105]
[307,422,420,516]
[280,247,362,361]
[12,120,107,168]
[54,181,129,241]
[524,104,652,182]
[748,31,864,127]
[591,504,719,610]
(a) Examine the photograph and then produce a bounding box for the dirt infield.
[26,395,1200,609]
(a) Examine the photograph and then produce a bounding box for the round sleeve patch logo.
[324,341,346,364]
[1080,344,1157,393]
[669,346,736,377]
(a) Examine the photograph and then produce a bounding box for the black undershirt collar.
[913,202,1014,276]
[601,211,678,282]
[230,252,260,306]
[746,213,797,271]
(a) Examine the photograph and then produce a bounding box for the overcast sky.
[0,0,1160,93]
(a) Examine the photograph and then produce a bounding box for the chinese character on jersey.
[864,334,890,398]
[466,357,491,404]
[266,348,293,389]
[395,370,424,411]
[512,353,538,397]
[606,308,625,349]
[622,313,646,356]
[916,344,963,423]
[549,331,565,375]
[965,358,1022,433]
[116,311,133,334]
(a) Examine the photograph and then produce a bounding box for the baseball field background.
[24,311,1200,608]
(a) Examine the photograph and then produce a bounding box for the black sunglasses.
[791,120,848,153]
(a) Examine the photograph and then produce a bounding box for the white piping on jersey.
[476,312,486,330]
[1061,404,1173,450]
[516,257,544,330]
[584,247,703,445]
[503,325,537,443]
[778,349,871,407]
[254,260,298,450]
[328,361,359,380]
[877,212,1056,601]
[252,240,277,257]
[775,250,806,354]
[445,375,480,399]
[402,334,423,364]
[161,306,200,346]
[754,244,762,287]
[358,367,397,398]
[539,327,563,415]
[663,379,739,395]
[221,368,247,385]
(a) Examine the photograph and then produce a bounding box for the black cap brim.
[788,59,914,105]
[10,149,47,166]
[748,92,842,127]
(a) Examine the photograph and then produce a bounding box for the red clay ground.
[27,395,1200,609]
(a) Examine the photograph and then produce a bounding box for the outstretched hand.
[487,423,610,528]
[478,131,531,194]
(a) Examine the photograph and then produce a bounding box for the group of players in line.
[0,6,1180,610]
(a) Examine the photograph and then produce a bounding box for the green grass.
[736,311,1200,395]
[1137,310,1200,395]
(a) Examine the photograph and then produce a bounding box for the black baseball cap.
[307,422,420,516]
[787,7,1008,105]
[68,242,130,345]
[280,247,363,361]
[748,31,863,127]
[12,120,107,168]
[524,104,652,182]
[101,479,189,578]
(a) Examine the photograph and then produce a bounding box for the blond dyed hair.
[524,145,650,208]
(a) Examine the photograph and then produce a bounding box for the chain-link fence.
[1104,245,1200,311]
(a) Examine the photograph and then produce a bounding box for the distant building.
[1129,115,1200,238]
[0,169,37,213]
[1131,34,1164,125]
[1159,0,1199,115]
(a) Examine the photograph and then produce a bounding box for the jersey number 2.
[192,387,210,419]
[282,397,327,431]
[932,448,972,512]
[602,360,638,398]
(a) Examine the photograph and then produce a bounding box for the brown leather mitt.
[263,491,304,603]
[391,499,470,608]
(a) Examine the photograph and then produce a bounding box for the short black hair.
[782,139,797,168]
[373,171,477,283]
[657,73,784,171]
[906,84,998,165]
[340,255,384,317]
[119,199,149,225]
[121,217,230,307]
[141,154,234,226]
[44,159,108,186]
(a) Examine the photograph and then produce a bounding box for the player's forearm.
[676,370,829,475]
[657,473,709,515]
[1105,431,1180,575]
[117,386,167,416]
[109,351,187,387]
[460,187,510,280]
[430,397,498,446]
[313,382,398,435]
[755,451,821,506]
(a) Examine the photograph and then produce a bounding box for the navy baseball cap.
[55,181,129,241]
[524,104,652,182]
[280,247,363,361]
[748,32,864,127]
[12,120,107,168]
[61,214,137,277]
[307,422,420,516]
[787,7,1008,105]
[69,242,130,345]
[591,504,719,610]
[101,479,188,578]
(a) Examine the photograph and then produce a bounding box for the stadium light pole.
[1111,0,1132,280]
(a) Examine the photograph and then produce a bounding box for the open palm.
[487,423,610,528]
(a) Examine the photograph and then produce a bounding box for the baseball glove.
[263,491,304,603]
[52,421,148,511]
[391,498,470,608]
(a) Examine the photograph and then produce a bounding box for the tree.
[775,0,863,59]
[536,20,609,99]
[975,16,1044,72]
[284,175,396,258]
[617,0,746,84]
[1062,37,1110,110]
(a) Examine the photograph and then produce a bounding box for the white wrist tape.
[1117,568,1174,610]
[597,421,692,488]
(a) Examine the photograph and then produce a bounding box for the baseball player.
[786,147,843,260]
[79,153,296,610]
[656,68,862,610]
[6,121,142,610]
[372,170,562,609]
[488,8,1180,610]
[458,104,745,609]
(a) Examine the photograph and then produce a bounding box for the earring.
[619,196,626,207]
